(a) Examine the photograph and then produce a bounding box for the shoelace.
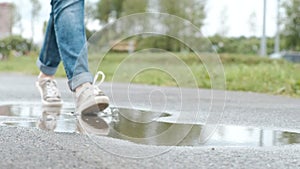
[45,80,60,98]
[92,71,105,95]
[75,71,106,98]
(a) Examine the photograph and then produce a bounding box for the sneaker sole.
[36,81,63,106]
[78,96,109,115]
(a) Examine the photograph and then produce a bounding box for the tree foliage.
[93,0,206,52]
[11,3,21,35]
[282,0,300,50]
[157,0,206,51]
[29,0,41,43]
[0,36,34,59]
[209,35,278,55]
[159,0,206,28]
[94,0,206,27]
[122,0,148,16]
[95,0,124,23]
[111,0,124,18]
[95,0,111,23]
[85,0,96,25]
[30,0,41,18]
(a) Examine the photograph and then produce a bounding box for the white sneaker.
[75,71,109,115]
[36,78,63,106]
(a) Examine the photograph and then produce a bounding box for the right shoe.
[75,71,109,115]
[75,83,109,115]
[36,78,63,106]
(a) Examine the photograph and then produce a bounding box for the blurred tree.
[248,11,257,37]
[30,0,41,47]
[93,0,206,52]
[84,1,97,39]
[0,35,33,59]
[159,0,206,28]
[159,0,206,51]
[11,3,22,36]
[218,6,229,36]
[208,35,276,55]
[95,0,124,23]
[282,0,300,50]
[122,0,148,16]
[95,0,111,23]
[112,0,124,18]
[85,0,96,25]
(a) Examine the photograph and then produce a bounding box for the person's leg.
[36,1,62,106]
[51,0,109,113]
[51,0,92,91]
[37,2,61,78]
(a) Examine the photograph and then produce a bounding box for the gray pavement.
[0,72,300,169]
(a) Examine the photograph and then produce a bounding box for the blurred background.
[0,0,299,96]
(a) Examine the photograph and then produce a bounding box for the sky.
[0,0,280,44]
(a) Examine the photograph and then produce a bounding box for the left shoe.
[36,77,63,106]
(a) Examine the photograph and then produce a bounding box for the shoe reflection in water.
[77,114,109,135]
[37,106,61,131]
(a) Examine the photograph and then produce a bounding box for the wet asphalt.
[0,73,300,169]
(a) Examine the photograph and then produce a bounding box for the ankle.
[38,72,54,79]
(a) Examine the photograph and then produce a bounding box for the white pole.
[260,0,267,56]
[274,0,280,53]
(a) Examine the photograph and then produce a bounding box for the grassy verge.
[0,53,299,97]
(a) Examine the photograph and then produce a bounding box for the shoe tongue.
[75,83,92,97]
[39,77,54,82]
[81,83,92,88]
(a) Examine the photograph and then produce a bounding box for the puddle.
[0,103,300,147]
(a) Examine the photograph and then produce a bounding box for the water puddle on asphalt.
[0,102,300,147]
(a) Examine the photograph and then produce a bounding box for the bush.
[136,35,182,52]
[208,35,278,55]
[0,35,35,60]
[134,35,279,55]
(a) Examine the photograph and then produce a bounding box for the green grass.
[1,52,300,97]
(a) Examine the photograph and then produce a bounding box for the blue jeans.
[37,0,92,91]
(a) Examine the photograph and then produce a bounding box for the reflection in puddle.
[37,106,60,131]
[0,103,300,147]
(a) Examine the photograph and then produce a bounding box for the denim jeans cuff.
[36,59,58,76]
[68,72,93,91]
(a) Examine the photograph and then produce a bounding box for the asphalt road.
[0,73,300,169]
